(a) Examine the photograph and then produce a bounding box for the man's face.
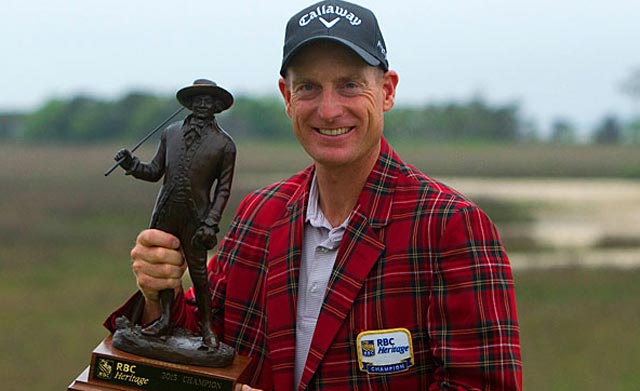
[279,41,398,171]
[191,94,216,117]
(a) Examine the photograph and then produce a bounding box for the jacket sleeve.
[428,206,522,390]
[103,289,201,334]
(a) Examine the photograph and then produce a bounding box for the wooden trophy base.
[68,335,252,391]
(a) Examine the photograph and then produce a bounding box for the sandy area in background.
[444,177,640,270]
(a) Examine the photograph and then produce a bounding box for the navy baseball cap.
[280,0,389,76]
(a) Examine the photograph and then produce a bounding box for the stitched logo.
[361,339,376,357]
[299,4,362,28]
[377,40,387,58]
[319,16,340,29]
[357,328,414,375]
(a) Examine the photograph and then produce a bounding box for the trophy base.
[68,335,252,391]
[112,316,236,368]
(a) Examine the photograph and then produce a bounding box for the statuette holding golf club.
[107,79,236,366]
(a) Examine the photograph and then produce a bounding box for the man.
[113,79,236,348]
[106,1,522,390]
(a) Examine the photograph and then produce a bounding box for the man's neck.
[314,149,379,227]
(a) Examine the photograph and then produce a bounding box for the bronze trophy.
[69,79,251,391]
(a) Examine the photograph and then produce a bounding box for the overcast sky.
[3,0,639,133]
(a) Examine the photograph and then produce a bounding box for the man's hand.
[192,225,218,250]
[114,148,136,171]
[234,384,263,391]
[131,229,186,323]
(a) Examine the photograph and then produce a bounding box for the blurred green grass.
[1,141,639,390]
[517,269,640,390]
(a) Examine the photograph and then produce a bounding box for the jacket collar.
[286,137,400,229]
[352,138,399,228]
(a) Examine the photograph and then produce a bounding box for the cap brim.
[280,36,383,76]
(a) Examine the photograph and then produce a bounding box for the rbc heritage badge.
[356,328,414,375]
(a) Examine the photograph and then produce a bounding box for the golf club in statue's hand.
[114,149,136,172]
[104,107,186,177]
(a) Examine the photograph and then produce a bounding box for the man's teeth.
[317,127,351,136]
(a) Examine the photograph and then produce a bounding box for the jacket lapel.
[265,172,310,391]
[298,139,400,389]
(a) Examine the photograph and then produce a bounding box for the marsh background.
[1,120,639,389]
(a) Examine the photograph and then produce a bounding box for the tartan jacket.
[106,138,522,390]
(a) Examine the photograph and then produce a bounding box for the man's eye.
[294,83,319,98]
[300,84,315,92]
[340,82,362,95]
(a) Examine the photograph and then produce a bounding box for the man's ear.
[278,77,293,118]
[381,70,399,113]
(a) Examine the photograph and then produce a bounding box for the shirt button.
[310,283,318,293]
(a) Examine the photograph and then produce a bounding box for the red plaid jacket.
[106,138,522,390]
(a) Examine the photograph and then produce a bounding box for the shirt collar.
[306,172,351,232]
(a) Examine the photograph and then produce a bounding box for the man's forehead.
[288,66,369,82]
[286,40,370,72]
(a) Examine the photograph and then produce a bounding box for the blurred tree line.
[0,83,639,144]
[0,92,528,143]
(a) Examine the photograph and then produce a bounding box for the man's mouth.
[316,127,352,136]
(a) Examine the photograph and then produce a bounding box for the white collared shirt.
[294,173,350,388]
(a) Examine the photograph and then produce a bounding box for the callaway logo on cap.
[280,0,389,76]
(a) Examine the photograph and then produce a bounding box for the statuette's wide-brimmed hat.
[176,79,234,111]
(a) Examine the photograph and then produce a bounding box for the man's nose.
[317,89,343,121]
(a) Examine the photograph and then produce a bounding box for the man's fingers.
[132,229,183,267]
[136,229,180,250]
[131,244,184,267]
[234,384,263,391]
[136,273,183,294]
[132,259,185,280]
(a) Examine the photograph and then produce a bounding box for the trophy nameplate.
[68,335,252,391]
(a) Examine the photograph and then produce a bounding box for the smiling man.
[106,1,522,390]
